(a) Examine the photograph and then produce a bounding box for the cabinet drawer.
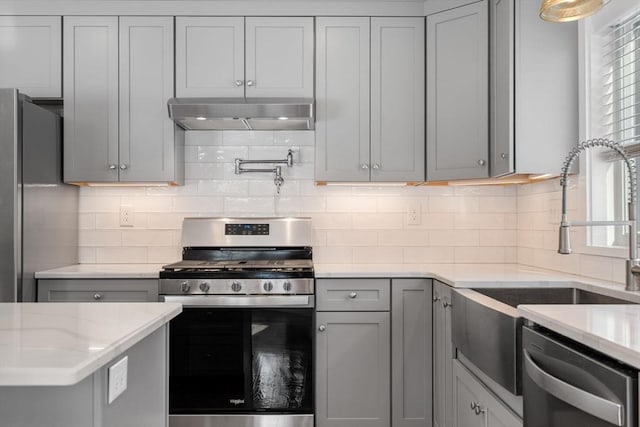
[316,279,390,311]
[37,279,159,302]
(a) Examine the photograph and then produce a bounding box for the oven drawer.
[316,279,390,311]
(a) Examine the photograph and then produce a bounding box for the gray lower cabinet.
[453,360,522,427]
[315,278,432,427]
[316,310,391,427]
[433,280,454,427]
[392,279,433,427]
[37,279,159,302]
[426,0,489,181]
[0,325,168,427]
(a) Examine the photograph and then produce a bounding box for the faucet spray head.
[558,222,572,254]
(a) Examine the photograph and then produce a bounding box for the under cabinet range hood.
[167,97,314,130]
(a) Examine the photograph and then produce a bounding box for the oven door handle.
[523,349,624,426]
[161,295,315,308]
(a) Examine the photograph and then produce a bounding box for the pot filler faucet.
[559,138,640,291]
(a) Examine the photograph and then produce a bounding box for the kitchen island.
[0,302,181,427]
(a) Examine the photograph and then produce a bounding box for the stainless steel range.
[160,217,314,427]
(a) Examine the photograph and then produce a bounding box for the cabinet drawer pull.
[349,292,358,299]
[93,293,103,301]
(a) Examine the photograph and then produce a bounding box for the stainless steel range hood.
[167,97,314,131]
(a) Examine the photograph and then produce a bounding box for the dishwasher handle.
[524,349,624,426]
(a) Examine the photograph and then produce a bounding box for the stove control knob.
[263,281,274,292]
[282,281,292,292]
[199,282,210,292]
[231,281,242,292]
[180,282,191,293]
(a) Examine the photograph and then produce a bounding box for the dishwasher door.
[523,326,637,427]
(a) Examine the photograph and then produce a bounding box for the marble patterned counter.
[0,302,181,386]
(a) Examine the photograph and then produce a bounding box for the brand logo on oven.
[229,399,245,405]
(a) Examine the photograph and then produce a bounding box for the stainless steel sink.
[472,287,633,307]
[451,287,636,396]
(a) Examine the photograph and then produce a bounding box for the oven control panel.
[225,223,270,236]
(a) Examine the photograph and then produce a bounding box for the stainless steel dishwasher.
[523,325,637,427]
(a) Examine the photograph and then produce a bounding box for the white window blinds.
[603,9,640,155]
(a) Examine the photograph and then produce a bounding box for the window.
[588,5,640,249]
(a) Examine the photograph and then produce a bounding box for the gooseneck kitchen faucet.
[558,138,640,291]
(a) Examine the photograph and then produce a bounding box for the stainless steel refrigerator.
[0,88,78,302]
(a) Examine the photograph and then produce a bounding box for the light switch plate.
[108,356,128,404]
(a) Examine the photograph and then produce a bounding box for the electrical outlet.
[108,356,128,404]
[407,203,421,225]
[120,205,134,227]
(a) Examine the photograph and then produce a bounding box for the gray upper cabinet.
[315,17,370,182]
[371,18,425,182]
[315,17,425,182]
[64,16,183,184]
[391,279,432,427]
[0,16,61,98]
[490,0,577,177]
[453,360,522,427]
[316,311,391,427]
[176,16,313,98]
[434,281,454,427]
[426,1,489,181]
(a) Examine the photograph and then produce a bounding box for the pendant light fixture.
[539,0,604,22]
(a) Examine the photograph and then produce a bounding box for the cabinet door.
[119,17,176,183]
[315,17,370,182]
[391,279,432,427]
[426,1,489,181]
[453,360,522,427]
[245,17,314,98]
[434,281,454,427]
[490,0,515,177]
[0,17,61,98]
[371,17,425,182]
[63,16,119,183]
[316,311,390,427]
[175,17,244,98]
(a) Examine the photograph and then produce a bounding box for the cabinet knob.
[93,293,103,301]
[349,292,358,299]
[361,163,369,170]
[235,79,244,87]
[120,164,128,170]
[433,296,441,302]
[443,301,452,308]
[246,80,254,87]
[500,153,507,160]
[470,402,478,410]
[109,164,117,170]
[477,159,486,167]
[318,325,326,332]
[372,163,380,170]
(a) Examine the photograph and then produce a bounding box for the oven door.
[165,295,314,424]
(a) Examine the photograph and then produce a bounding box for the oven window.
[169,307,313,414]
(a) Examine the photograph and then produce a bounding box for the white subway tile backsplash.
[79,130,543,267]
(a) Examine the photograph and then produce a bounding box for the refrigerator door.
[21,99,78,302]
[0,88,19,302]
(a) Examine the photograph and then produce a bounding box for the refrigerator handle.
[524,349,624,426]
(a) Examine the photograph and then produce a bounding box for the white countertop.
[518,304,640,369]
[0,302,181,386]
[35,264,164,279]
